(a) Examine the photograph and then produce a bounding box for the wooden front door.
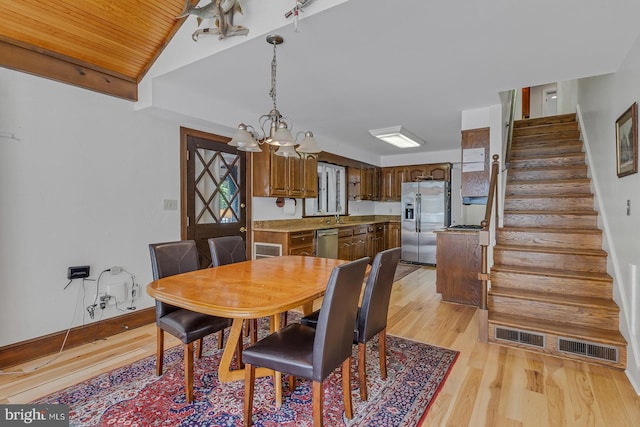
[181,128,247,267]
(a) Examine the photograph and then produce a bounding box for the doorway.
[180,127,250,267]
[542,89,558,116]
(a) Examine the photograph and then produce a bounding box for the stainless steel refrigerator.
[401,180,450,265]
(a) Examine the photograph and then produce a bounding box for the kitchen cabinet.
[352,225,368,259]
[337,227,354,260]
[252,146,318,198]
[348,167,381,201]
[380,164,451,202]
[435,230,481,306]
[367,223,385,258]
[386,222,401,249]
[461,127,490,199]
[253,230,315,257]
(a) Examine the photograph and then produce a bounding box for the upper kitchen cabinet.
[252,146,317,198]
[380,164,451,201]
[460,127,490,200]
[348,166,381,201]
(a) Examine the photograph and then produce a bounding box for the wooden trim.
[0,308,155,369]
[0,39,137,101]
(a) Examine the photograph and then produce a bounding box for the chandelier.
[228,34,321,156]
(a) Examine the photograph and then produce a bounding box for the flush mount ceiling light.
[229,34,321,156]
[369,126,425,148]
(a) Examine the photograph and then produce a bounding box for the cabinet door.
[386,223,401,249]
[348,167,361,200]
[287,156,304,198]
[406,165,429,182]
[461,127,490,198]
[338,237,353,260]
[353,236,367,259]
[269,149,288,196]
[370,168,381,201]
[381,168,394,201]
[360,168,371,200]
[392,167,406,201]
[302,156,318,198]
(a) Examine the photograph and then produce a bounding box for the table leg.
[218,318,272,383]
[271,313,283,408]
[301,301,314,316]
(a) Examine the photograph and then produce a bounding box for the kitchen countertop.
[253,215,401,233]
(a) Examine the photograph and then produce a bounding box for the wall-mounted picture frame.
[615,102,638,178]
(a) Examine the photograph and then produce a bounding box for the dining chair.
[300,247,402,400]
[242,257,370,427]
[149,240,233,403]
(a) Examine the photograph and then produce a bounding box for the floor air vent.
[495,326,545,348]
[557,337,619,363]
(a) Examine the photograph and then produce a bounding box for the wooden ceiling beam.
[0,39,137,101]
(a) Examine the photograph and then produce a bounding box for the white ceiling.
[148,0,640,161]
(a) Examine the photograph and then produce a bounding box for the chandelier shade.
[233,34,320,155]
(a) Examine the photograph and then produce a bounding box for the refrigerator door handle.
[416,193,421,232]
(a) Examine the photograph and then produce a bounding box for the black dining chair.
[242,257,370,427]
[301,247,402,400]
[149,240,233,403]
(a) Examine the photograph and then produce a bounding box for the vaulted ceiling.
[3,0,640,159]
[0,0,189,100]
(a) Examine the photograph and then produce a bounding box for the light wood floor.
[2,267,639,426]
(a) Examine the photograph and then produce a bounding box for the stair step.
[504,194,594,211]
[509,152,585,168]
[506,178,591,196]
[512,121,579,137]
[513,114,577,128]
[488,313,627,369]
[511,141,583,158]
[490,264,612,298]
[512,130,581,143]
[507,165,588,181]
[488,290,619,330]
[496,227,603,249]
[494,244,608,273]
[503,210,598,228]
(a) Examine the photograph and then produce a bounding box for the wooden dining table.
[147,255,354,403]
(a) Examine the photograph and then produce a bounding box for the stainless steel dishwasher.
[316,228,338,259]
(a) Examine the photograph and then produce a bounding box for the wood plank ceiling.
[0,0,192,101]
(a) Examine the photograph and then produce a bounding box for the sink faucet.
[334,213,340,224]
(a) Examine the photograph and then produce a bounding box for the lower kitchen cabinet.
[435,230,481,306]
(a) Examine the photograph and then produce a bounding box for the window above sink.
[304,162,346,216]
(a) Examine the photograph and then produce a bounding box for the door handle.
[239,226,247,233]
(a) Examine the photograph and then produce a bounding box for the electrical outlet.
[67,265,90,280]
[99,295,111,309]
[163,199,178,210]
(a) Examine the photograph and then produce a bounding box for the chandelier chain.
[269,41,277,111]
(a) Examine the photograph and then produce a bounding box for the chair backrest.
[312,257,369,382]
[149,240,200,320]
[357,247,402,343]
[208,236,247,267]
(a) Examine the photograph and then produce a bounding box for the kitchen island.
[434,228,482,306]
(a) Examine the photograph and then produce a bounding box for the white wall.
[0,69,184,346]
[575,34,640,392]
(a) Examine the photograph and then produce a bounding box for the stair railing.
[503,89,518,167]
[478,154,500,343]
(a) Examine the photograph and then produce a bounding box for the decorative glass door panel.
[184,132,246,267]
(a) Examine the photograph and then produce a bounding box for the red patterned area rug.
[33,316,458,427]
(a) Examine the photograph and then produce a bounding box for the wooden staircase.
[487,113,627,369]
